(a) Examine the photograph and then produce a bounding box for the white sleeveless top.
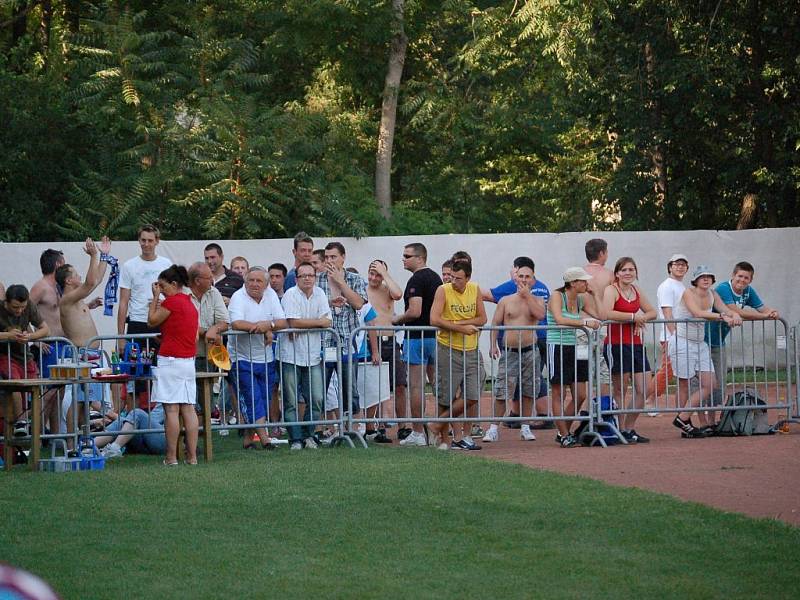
[672,290,708,342]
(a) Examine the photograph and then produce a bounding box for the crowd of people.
[0,228,782,464]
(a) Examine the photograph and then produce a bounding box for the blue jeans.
[105,405,166,454]
[282,362,325,443]
[325,356,359,413]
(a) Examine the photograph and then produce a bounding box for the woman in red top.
[147,265,199,465]
[602,257,657,444]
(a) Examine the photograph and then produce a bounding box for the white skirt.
[152,356,197,405]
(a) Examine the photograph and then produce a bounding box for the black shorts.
[547,344,589,386]
[380,339,407,391]
[604,344,651,375]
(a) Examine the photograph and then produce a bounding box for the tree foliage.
[0,0,797,242]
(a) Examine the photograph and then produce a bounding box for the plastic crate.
[38,440,82,473]
[78,438,106,471]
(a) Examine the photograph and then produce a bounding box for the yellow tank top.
[436,282,480,351]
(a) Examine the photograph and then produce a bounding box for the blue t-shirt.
[490,278,551,340]
[284,268,297,292]
[705,280,764,347]
[352,304,379,360]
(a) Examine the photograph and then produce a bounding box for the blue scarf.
[101,253,119,317]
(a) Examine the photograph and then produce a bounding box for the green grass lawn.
[2,438,799,599]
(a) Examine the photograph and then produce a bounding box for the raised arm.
[147,283,171,328]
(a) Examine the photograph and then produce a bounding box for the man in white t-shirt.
[279,262,331,450]
[651,254,689,400]
[116,224,172,402]
[228,266,288,448]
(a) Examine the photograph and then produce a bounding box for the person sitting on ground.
[602,256,657,444]
[95,403,167,458]
[671,266,741,438]
[147,265,199,465]
[546,267,602,448]
[484,259,546,443]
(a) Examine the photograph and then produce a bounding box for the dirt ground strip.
[477,413,800,526]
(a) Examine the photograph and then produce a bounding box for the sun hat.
[690,265,716,284]
[563,267,593,283]
[208,343,231,371]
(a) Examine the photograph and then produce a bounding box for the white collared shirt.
[279,286,331,366]
[227,286,285,363]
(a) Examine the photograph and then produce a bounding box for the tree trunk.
[643,41,667,215]
[38,0,52,66]
[374,0,408,220]
[64,0,80,34]
[10,1,29,48]
[736,193,758,229]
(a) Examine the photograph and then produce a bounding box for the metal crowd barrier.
[592,318,793,436]
[1,336,79,468]
[345,325,606,448]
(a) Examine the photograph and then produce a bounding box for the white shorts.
[356,362,390,409]
[668,337,714,380]
[326,370,339,412]
[152,356,197,405]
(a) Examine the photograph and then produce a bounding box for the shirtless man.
[57,238,111,349]
[55,237,112,442]
[483,262,546,443]
[583,238,614,395]
[366,259,405,443]
[29,249,69,434]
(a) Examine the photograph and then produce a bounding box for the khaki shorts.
[436,343,485,406]
[493,348,540,401]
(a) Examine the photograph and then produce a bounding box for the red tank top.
[606,284,642,345]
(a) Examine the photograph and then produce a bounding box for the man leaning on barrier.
[428,260,487,451]
[394,243,442,446]
[228,267,288,450]
[704,261,780,407]
[187,262,229,401]
[483,259,546,443]
[280,262,332,450]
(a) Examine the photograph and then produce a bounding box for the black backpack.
[715,389,771,436]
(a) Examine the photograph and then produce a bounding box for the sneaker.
[673,416,706,438]
[13,420,28,437]
[356,423,367,436]
[451,438,482,451]
[373,432,393,444]
[520,425,536,441]
[304,437,319,450]
[560,434,579,448]
[101,443,123,459]
[397,427,412,441]
[399,431,427,447]
[290,441,303,451]
[622,429,649,444]
[227,415,238,426]
[470,424,484,437]
[482,426,499,443]
[437,442,449,451]
[503,413,521,429]
[364,429,378,441]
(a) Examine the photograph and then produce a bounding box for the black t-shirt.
[214,268,244,299]
[403,267,442,338]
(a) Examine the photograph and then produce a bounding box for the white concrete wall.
[1,228,797,366]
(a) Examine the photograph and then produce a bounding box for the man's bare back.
[584,263,614,298]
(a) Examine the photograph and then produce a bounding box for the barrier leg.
[202,379,213,462]
[30,387,42,471]
[3,395,13,471]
